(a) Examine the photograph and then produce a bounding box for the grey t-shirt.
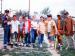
[19,22,24,32]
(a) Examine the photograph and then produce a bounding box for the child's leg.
[4,31,8,49]
[24,34,28,45]
[38,34,44,47]
[14,32,17,43]
[48,32,51,43]
[34,29,37,43]
[50,36,55,49]
[17,33,20,42]
[40,34,44,44]
[30,29,35,46]
[21,32,24,43]
[28,33,31,45]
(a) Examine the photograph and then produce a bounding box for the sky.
[0,0,75,17]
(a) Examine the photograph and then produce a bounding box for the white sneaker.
[40,44,43,48]
[21,43,23,46]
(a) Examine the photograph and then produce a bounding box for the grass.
[60,48,75,56]
[59,35,75,56]
[0,42,52,56]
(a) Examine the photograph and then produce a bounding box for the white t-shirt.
[47,19,56,32]
[31,20,38,29]
[11,20,20,33]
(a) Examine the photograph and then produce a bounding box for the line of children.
[2,13,59,50]
[2,10,74,50]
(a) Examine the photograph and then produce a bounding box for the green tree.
[15,10,29,17]
[60,10,69,19]
[41,7,50,15]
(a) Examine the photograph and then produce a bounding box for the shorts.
[48,32,55,41]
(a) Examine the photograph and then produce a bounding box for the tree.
[41,7,50,15]
[60,10,69,19]
[15,10,29,17]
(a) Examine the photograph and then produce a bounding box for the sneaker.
[21,43,24,46]
[4,46,7,49]
[40,44,43,48]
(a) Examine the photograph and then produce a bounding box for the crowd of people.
[1,10,74,50]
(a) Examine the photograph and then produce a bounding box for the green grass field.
[0,42,52,56]
[59,35,75,56]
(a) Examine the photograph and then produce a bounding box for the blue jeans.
[11,32,18,43]
[38,33,44,45]
[4,25,10,48]
[30,29,37,43]
[24,33,31,45]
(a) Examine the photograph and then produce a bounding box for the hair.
[57,15,60,17]
[13,15,16,17]
[40,16,44,19]
[22,16,25,19]
[47,14,52,17]
[5,10,9,13]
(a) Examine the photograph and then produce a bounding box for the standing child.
[11,15,20,47]
[49,23,56,49]
[37,16,46,48]
[23,16,31,47]
[18,16,24,46]
[2,10,11,49]
[30,15,38,47]
[47,14,58,49]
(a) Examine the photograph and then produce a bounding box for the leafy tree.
[15,10,29,17]
[60,10,69,19]
[41,7,50,15]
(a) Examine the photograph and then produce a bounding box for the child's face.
[58,16,61,20]
[32,16,36,20]
[13,16,17,20]
[48,17,52,21]
[40,18,43,21]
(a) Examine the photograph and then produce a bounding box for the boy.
[11,15,20,47]
[30,15,38,47]
[2,10,11,49]
[47,14,58,49]
[37,16,46,48]
[23,16,31,47]
[18,16,24,46]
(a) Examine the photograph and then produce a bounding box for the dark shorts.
[48,32,55,41]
